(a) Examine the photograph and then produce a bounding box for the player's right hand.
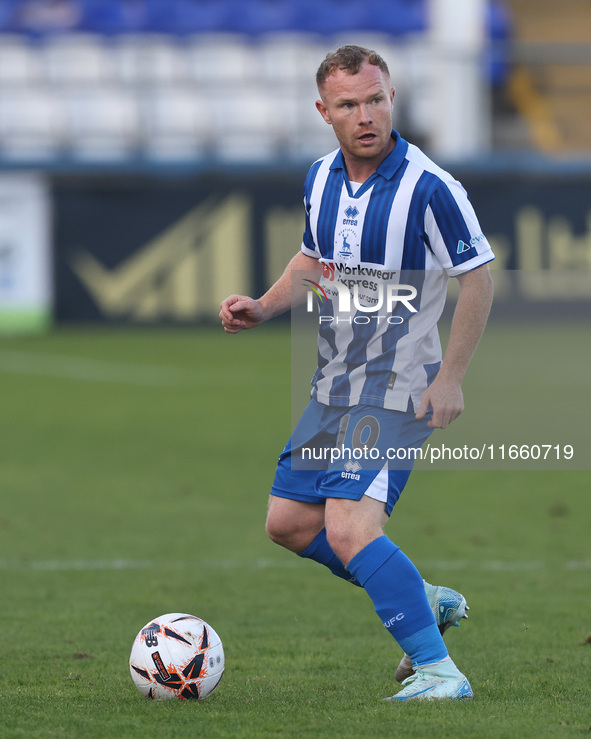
[219,295,266,333]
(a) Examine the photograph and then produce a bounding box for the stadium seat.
[210,84,279,162]
[0,1,21,34]
[185,33,261,86]
[257,32,325,87]
[6,0,83,35]
[222,0,300,36]
[113,33,190,86]
[0,34,44,86]
[40,32,116,86]
[0,87,65,159]
[139,85,210,161]
[78,0,143,35]
[58,85,139,159]
[291,88,339,161]
[142,0,231,36]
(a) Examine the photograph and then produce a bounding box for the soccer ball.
[129,612,225,700]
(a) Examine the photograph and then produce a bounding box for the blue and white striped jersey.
[300,130,494,412]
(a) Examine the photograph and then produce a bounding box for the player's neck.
[342,138,396,185]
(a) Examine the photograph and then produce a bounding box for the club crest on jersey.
[337,228,358,260]
[343,205,359,226]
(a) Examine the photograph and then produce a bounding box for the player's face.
[316,63,395,174]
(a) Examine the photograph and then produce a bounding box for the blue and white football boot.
[395,581,469,683]
[425,581,470,636]
[387,659,473,702]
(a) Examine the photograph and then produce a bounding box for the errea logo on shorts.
[383,613,405,628]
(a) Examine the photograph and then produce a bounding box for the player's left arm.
[416,263,494,429]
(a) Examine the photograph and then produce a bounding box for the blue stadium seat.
[487,0,513,87]
[2,0,84,36]
[0,1,21,33]
[78,0,145,35]
[142,0,231,36]
[221,0,299,36]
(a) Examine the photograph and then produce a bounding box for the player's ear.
[316,99,332,125]
[390,87,396,106]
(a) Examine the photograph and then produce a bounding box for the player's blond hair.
[316,45,390,89]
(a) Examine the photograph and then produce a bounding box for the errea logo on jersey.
[343,205,359,226]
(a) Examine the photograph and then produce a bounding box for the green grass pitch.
[0,324,589,738]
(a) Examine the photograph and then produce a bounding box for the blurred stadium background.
[0,0,589,332]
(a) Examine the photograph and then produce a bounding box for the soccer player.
[220,45,494,701]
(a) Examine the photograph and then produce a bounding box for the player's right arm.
[219,251,320,334]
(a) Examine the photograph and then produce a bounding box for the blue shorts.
[270,398,433,515]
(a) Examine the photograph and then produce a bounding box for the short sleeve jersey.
[300,130,495,412]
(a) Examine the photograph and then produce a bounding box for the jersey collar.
[329,130,409,183]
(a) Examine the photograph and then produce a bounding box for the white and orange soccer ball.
[129,612,225,700]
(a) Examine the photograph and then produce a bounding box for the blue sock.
[298,529,361,586]
[347,535,448,666]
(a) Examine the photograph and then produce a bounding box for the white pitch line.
[0,350,190,387]
[0,558,589,572]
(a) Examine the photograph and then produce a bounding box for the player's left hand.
[415,378,464,429]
